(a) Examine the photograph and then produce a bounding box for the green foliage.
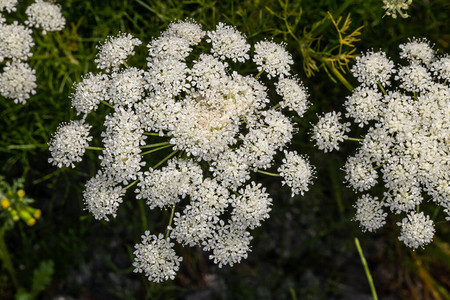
[15,260,54,300]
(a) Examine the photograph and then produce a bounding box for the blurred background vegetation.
[0,0,449,299]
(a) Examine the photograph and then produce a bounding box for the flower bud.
[18,209,34,225]
[10,209,19,222]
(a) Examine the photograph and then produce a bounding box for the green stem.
[377,82,386,95]
[138,198,148,231]
[255,70,264,78]
[125,180,138,190]
[165,204,176,239]
[257,170,280,177]
[143,132,165,137]
[152,150,178,169]
[85,146,105,151]
[101,100,113,108]
[290,288,298,300]
[0,228,19,289]
[347,137,363,142]
[354,237,378,300]
[272,103,281,110]
[141,144,172,156]
[372,162,386,170]
[140,142,171,149]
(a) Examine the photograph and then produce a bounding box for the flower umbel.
[316,38,449,249]
[49,19,316,282]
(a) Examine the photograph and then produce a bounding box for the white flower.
[0,0,17,13]
[170,204,218,247]
[253,40,293,79]
[95,33,142,72]
[431,55,450,80]
[51,21,316,281]
[231,182,272,229]
[0,61,36,104]
[397,211,435,249]
[48,120,92,168]
[359,126,393,164]
[207,221,252,268]
[385,185,423,214]
[133,232,183,282]
[83,171,125,221]
[399,37,434,65]
[207,22,250,63]
[382,0,412,19]
[344,86,384,126]
[381,155,419,191]
[311,111,350,152]
[190,178,230,213]
[396,63,432,92]
[71,72,110,115]
[343,154,378,192]
[146,58,189,97]
[444,209,450,221]
[100,108,146,184]
[241,110,294,169]
[351,50,395,87]
[169,100,240,161]
[25,0,65,34]
[276,77,309,117]
[381,91,416,137]
[136,158,203,209]
[354,194,387,232]
[335,39,449,248]
[209,149,251,190]
[147,35,191,62]
[278,151,315,196]
[109,67,147,108]
[0,21,34,62]
[163,19,205,45]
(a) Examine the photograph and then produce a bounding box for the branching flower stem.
[152,150,178,169]
[165,204,176,239]
[141,144,172,156]
[347,137,363,142]
[257,169,280,177]
[85,146,105,151]
[144,132,166,137]
[140,142,171,149]
[101,100,113,108]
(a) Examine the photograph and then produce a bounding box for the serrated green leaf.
[15,288,33,300]
[31,260,54,296]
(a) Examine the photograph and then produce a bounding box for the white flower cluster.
[25,0,65,34]
[310,111,350,152]
[382,0,412,19]
[48,120,92,168]
[133,232,183,282]
[323,38,448,248]
[49,20,315,281]
[0,0,65,104]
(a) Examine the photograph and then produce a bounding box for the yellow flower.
[1,198,11,209]
[27,218,36,226]
[34,209,41,219]
[17,189,26,198]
